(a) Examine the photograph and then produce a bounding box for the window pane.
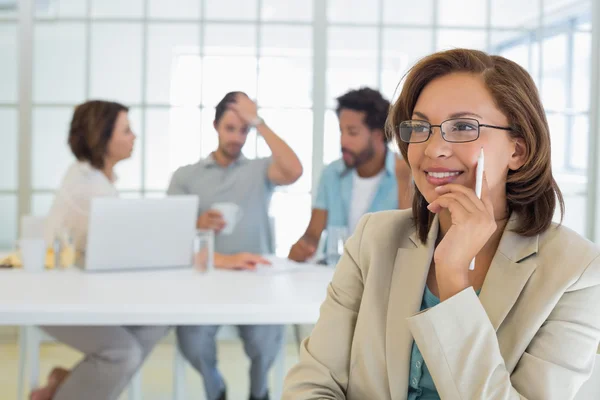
[32,107,73,190]
[35,0,87,18]
[323,110,340,165]
[145,191,166,198]
[491,0,539,28]
[383,0,433,25]
[91,0,143,18]
[261,0,312,21]
[90,23,143,104]
[328,0,379,23]
[146,24,200,105]
[270,192,311,257]
[145,107,201,190]
[0,2,17,20]
[205,0,257,20]
[114,107,142,190]
[0,24,18,103]
[439,0,486,27]
[540,34,567,111]
[257,109,313,193]
[34,23,86,104]
[547,113,566,172]
[258,58,312,108]
[201,57,257,106]
[261,25,311,57]
[0,108,17,190]
[436,29,487,51]
[573,32,591,112]
[560,193,586,236]
[492,32,531,71]
[327,27,378,108]
[200,108,219,158]
[0,195,17,249]
[258,26,312,107]
[569,115,588,171]
[148,0,201,20]
[204,24,256,56]
[120,191,143,199]
[382,28,433,101]
[31,193,55,217]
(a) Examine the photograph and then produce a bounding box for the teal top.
[408,286,481,399]
[407,285,442,400]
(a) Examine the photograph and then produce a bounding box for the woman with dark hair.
[283,49,600,399]
[32,100,170,400]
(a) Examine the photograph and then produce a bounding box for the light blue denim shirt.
[314,150,398,234]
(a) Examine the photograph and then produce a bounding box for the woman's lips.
[424,170,463,185]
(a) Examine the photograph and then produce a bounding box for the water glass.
[19,238,46,272]
[326,226,348,267]
[193,229,214,273]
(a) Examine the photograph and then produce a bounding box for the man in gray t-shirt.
[168,91,302,400]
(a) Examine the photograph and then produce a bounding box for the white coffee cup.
[19,238,46,272]
[212,202,243,235]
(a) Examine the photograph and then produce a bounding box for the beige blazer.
[283,210,600,400]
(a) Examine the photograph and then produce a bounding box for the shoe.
[249,392,269,400]
[216,388,227,400]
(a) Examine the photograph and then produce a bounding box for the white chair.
[575,354,600,399]
[16,215,142,400]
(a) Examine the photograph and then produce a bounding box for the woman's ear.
[508,137,527,171]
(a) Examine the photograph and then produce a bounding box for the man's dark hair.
[215,91,246,123]
[335,87,391,142]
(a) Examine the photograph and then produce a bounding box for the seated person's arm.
[288,209,327,262]
[289,168,330,262]
[408,258,600,399]
[166,168,187,195]
[167,168,226,232]
[214,252,271,270]
[261,121,304,185]
[283,215,370,399]
[228,93,303,185]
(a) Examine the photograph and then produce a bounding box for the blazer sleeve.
[407,257,600,400]
[282,214,371,400]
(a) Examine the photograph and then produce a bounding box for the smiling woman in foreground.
[282,48,600,400]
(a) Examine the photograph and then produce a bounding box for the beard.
[341,140,375,168]
[219,144,242,160]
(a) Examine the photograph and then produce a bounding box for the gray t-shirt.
[167,155,275,255]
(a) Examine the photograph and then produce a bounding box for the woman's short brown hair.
[68,100,128,169]
[386,48,564,243]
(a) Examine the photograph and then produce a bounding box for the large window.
[0,3,18,249]
[1,0,593,251]
[491,3,592,235]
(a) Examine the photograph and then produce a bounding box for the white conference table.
[0,256,334,399]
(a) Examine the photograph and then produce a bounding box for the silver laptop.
[80,196,199,271]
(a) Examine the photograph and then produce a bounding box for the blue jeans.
[176,325,284,400]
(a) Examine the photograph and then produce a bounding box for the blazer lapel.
[479,215,539,331]
[386,218,438,400]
